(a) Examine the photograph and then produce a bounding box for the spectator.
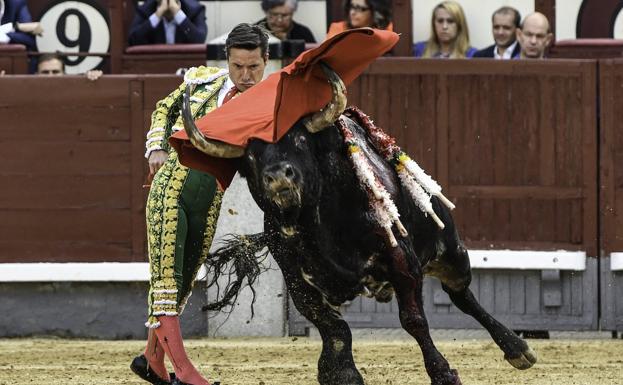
[413,1,476,58]
[37,52,103,81]
[326,0,392,39]
[473,6,521,59]
[516,12,552,59]
[128,0,207,46]
[256,0,316,43]
[0,0,42,50]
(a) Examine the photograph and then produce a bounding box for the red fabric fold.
[170,28,399,188]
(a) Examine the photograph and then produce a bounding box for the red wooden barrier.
[348,58,598,255]
[599,59,623,254]
[122,44,206,74]
[550,39,623,59]
[0,59,605,263]
[0,75,181,262]
[0,45,29,74]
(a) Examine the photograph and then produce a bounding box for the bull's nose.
[263,162,297,186]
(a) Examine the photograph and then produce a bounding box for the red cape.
[170,28,399,188]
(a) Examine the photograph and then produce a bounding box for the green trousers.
[145,151,223,328]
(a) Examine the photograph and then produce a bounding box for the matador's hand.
[148,150,168,178]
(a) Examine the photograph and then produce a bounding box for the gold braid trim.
[146,152,190,327]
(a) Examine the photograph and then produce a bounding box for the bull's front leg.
[389,245,462,385]
[275,251,363,385]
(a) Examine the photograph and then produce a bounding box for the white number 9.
[37,0,110,74]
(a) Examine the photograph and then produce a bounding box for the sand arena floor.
[0,337,622,385]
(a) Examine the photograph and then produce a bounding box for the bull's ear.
[303,62,347,133]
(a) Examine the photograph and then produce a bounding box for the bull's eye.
[247,152,255,163]
[295,135,307,149]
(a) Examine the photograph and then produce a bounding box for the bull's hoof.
[505,346,538,370]
[319,367,364,385]
[431,369,462,385]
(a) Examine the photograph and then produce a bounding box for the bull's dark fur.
[217,113,536,385]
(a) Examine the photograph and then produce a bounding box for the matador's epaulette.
[184,66,228,86]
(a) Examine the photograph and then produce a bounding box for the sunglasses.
[349,4,370,12]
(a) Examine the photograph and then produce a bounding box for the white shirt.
[494,40,518,60]
[149,10,187,44]
[0,22,14,44]
[0,0,15,45]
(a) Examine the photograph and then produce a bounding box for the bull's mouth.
[267,186,302,237]
[269,186,302,210]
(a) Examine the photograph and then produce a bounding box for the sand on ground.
[0,337,622,385]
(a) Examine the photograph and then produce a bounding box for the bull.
[181,63,537,385]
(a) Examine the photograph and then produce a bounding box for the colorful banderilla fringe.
[337,107,455,247]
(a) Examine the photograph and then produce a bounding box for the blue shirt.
[413,41,477,58]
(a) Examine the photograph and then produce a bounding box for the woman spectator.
[326,0,392,39]
[256,0,316,43]
[413,1,476,58]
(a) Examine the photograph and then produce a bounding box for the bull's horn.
[182,86,245,158]
[304,62,347,133]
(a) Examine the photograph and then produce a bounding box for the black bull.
[182,72,537,385]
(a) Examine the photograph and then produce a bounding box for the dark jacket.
[1,0,35,49]
[473,43,521,59]
[128,0,207,45]
[256,18,316,43]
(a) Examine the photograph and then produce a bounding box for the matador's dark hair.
[225,23,270,59]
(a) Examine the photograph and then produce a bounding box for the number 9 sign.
[36,0,110,74]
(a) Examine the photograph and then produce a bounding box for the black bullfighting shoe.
[130,354,175,385]
[171,378,221,385]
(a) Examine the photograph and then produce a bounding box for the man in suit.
[128,0,207,46]
[473,6,521,59]
[516,12,552,59]
[0,0,41,50]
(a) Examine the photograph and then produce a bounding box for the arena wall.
[1,60,622,338]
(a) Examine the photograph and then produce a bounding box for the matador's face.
[227,47,268,93]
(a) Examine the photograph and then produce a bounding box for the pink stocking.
[155,315,210,385]
[144,328,170,381]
